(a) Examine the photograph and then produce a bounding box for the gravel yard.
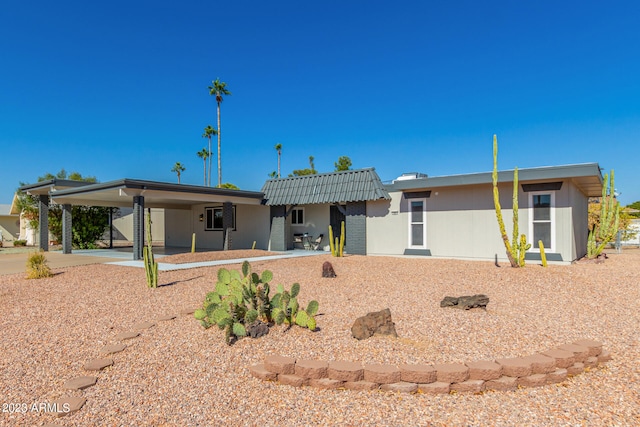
[1,249,639,426]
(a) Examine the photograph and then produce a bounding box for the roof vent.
[394,172,427,182]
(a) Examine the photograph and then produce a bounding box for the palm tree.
[208,78,231,187]
[171,162,186,184]
[274,143,282,178]
[196,148,210,186]
[202,126,217,186]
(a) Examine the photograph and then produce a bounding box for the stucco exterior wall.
[367,179,589,263]
[112,208,165,243]
[290,204,330,250]
[0,215,20,243]
[182,203,271,250]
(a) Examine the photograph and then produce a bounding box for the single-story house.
[0,202,20,244]
[18,162,603,264]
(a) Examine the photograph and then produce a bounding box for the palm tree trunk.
[203,159,206,186]
[208,136,212,187]
[217,101,222,187]
[277,152,281,178]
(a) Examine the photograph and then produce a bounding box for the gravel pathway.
[1,249,639,426]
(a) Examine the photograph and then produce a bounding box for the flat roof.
[384,163,603,197]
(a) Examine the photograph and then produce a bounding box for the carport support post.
[223,202,233,250]
[62,204,72,254]
[38,195,49,251]
[133,196,144,260]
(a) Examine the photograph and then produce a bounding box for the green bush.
[14,239,27,247]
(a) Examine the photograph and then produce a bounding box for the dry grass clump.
[25,250,53,279]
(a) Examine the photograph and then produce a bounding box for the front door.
[330,205,346,245]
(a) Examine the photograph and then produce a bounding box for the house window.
[204,206,236,231]
[408,198,426,248]
[529,192,554,251]
[291,207,304,225]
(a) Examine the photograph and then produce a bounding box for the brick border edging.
[250,339,612,394]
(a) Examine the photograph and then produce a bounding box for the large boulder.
[351,308,398,340]
[440,294,489,310]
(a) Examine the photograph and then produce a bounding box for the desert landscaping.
[1,249,639,426]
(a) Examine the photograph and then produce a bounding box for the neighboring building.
[0,202,20,245]
[18,163,603,264]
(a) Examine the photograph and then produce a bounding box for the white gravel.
[1,249,639,426]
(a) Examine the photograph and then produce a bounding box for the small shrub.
[26,250,53,279]
[14,239,27,247]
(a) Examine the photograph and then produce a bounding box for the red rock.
[567,362,584,376]
[343,380,380,391]
[517,374,547,387]
[399,364,436,383]
[450,379,485,393]
[328,361,364,382]
[572,339,603,357]
[557,343,590,362]
[466,360,502,380]
[380,381,418,393]
[309,378,344,389]
[278,374,307,387]
[597,350,612,363]
[495,357,532,377]
[264,355,295,374]
[584,356,599,368]
[485,376,518,391]
[363,364,401,384]
[434,363,469,383]
[547,368,568,383]
[418,381,450,394]
[295,359,328,379]
[541,349,576,368]
[249,364,277,381]
[522,354,556,374]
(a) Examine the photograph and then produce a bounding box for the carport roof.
[20,179,265,209]
[261,167,391,206]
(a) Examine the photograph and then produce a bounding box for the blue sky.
[2,1,639,205]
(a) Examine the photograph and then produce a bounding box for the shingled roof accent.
[261,168,390,206]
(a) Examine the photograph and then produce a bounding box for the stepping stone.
[363,364,401,384]
[264,355,295,374]
[328,360,364,382]
[84,358,114,371]
[343,380,380,391]
[380,381,418,393]
[115,331,140,340]
[132,321,155,330]
[51,396,86,417]
[64,376,97,390]
[101,343,126,354]
[249,364,278,381]
[180,308,196,315]
[417,381,450,394]
[399,364,436,383]
[295,359,328,379]
[157,314,177,322]
[450,379,485,393]
[466,360,502,380]
[434,363,469,383]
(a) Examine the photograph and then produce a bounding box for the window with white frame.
[204,206,236,231]
[529,192,554,251]
[291,207,304,225]
[408,198,426,248]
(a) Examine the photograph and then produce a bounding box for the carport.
[19,179,265,260]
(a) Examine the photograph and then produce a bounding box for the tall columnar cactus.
[587,171,620,259]
[493,135,518,267]
[328,221,346,257]
[538,240,548,267]
[144,208,158,288]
